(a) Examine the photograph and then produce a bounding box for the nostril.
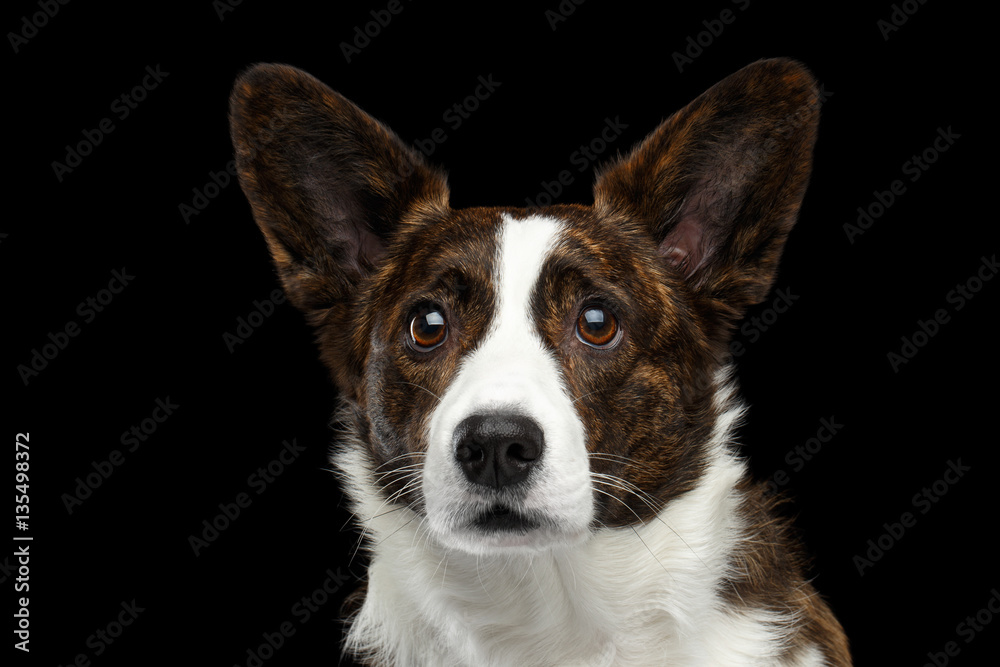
[455,442,483,464]
[507,441,540,464]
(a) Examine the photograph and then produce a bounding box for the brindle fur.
[230,58,850,665]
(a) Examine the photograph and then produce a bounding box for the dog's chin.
[432,506,590,556]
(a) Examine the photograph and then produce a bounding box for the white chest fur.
[339,413,825,667]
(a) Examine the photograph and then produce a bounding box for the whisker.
[590,486,672,578]
[590,485,648,525]
[349,472,423,565]
[512,550,535,590]
[477,554,499,602]
[395,381,442,403]
[590,472,665,515]
[371,451,427,474]
[371,463,425,484]
[367,505,407,521]
[572,389,603,405]
[370,514,419,552]
[590,472,711,573]
[353,478,423,564]
[587,452,648,469]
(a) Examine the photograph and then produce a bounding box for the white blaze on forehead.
[494,214,563,334]
[422,213,593,554]
[466,213,565,403]
[477,213,564,385]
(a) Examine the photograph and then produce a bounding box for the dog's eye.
[409,304,448,351]
[576,306,619,348]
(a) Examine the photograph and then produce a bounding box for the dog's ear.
[594,58,819,329]
[229,63,450,320]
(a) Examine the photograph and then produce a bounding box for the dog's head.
[230,59,819,555]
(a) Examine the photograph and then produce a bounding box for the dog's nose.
[454,413,544,490]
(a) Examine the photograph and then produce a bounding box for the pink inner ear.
[356,226,387,268]
[658,212,706,278]
[656,175,723,279]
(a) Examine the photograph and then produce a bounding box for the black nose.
[454,413,544,490]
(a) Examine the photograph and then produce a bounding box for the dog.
[230,58,850,666]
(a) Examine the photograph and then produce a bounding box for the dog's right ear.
[229,63,450,320]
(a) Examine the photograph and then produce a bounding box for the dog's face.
[360,206,708,554]
[230,59,819,555]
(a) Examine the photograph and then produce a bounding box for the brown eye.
[409,304,448,351]
[576,306,619,348]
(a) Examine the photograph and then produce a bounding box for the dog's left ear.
[229,63,450,319]
[595,58,819,330]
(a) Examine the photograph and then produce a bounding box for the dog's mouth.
[426,497,591,555]
[470,504,540,534]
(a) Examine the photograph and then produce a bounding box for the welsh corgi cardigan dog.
[230,58,851,666]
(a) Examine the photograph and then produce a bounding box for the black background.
[7,1,995,665]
